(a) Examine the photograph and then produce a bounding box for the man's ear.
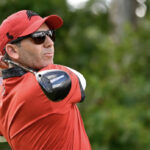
[5,44,19,60]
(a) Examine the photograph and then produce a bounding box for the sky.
[66,0,89,9]
[66,0,113,10]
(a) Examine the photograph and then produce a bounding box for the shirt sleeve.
[0,128,3,136]
[66,67,86,103]
[56,65,86,103]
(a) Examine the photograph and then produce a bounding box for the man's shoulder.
[41,64,68,71]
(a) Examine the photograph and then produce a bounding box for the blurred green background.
[0,0,150,149]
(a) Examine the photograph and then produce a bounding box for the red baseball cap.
[0,10,63,55]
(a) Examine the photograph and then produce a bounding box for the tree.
[0,0,150,150]
[109,0,138,39]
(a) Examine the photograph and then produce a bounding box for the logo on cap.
[6,32,14,40]
[26,10,39,20]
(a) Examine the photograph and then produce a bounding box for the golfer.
[0,10,91,150]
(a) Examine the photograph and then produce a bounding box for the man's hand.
[0,54,8,69]
[0,136,7,142]
[0,52,9,77]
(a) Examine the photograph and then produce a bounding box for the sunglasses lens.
[47,30,55,42]
[31,30,55,44]
[32,36,46,44]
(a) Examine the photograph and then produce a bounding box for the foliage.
[0,0,150,150]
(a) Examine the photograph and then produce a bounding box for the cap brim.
[45,15,63,29]
[20,15,63,37]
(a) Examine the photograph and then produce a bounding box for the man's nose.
[43,35,54,48]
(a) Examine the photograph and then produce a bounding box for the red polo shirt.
[0,64,91,150]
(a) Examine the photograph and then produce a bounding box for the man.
[0,10,91,150]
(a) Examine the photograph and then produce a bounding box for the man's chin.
[37,62,54,70]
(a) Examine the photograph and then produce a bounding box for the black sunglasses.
[10,30,55,44]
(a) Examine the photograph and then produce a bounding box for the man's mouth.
[44,52,54,57]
